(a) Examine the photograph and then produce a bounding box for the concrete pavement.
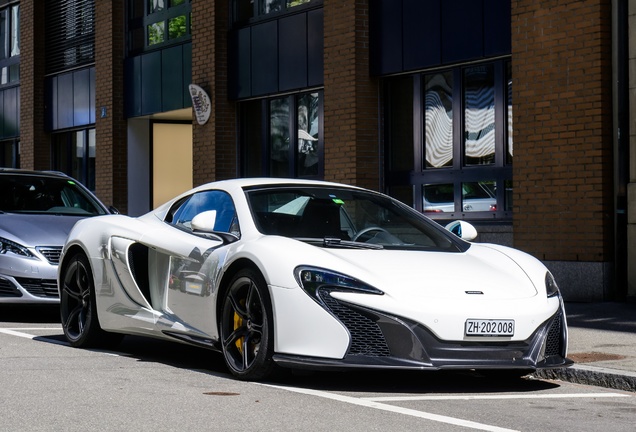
[533,301,636,392]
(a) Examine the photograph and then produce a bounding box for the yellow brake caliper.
[233,299,245,353]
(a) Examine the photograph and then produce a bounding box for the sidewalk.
[533,301,636,392]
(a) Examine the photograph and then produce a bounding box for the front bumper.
[273,297,572,371]
[0,275,60,303]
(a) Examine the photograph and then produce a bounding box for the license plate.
[465,319,515,337]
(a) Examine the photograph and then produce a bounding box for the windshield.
[245,186,467,252]
[0,174,107,216]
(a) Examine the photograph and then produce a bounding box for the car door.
[154,190,240,338]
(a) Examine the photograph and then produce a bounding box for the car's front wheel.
[220,268,276,380]
[60,252,120,348]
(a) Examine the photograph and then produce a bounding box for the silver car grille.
[36,246,63,265]
[15,277,59,298]
[0,278,23,297]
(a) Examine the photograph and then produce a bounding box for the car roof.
[192,177,366,192]
[0,168,72,179]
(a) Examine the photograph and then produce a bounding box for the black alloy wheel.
[220,268,276,380]
[60,253,119,348]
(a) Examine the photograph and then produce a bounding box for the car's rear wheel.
[220,268,276,380]
[60,252,120,348]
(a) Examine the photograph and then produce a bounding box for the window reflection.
[261,0,283,14]
[128,0,191,54]
[148,21,165,45]
[233,0,314,23]
[423,182,497,213]
[461,181,496,212]
[423,184,454,213]
[297,92,320,177]
[464,65,495,166]
[241,91,323,179]
[0,4,20,86]
[168,15,187,39]
[52,129,96,191]
[288,0,311,7]
[270,98,290,177]
[425,72,453,168]
[149,0,165,13]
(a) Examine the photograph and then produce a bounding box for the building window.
[52,129,96,191]
[45,0,95,75]
[128,0,191,55]
[0,139,18,167]
[0,1,19,86]
[232,0,319,25]
[240,91,323,179]
[385,60,512,220]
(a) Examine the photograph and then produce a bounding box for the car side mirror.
[191,210,217,232]
[445,220,478,241]
[191,210,240,244]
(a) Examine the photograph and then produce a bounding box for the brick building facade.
[1,0,631,301]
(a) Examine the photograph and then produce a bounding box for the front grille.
[319,290,391,357]
[37,247,63,265]
[544,311,563,357]
[15,278,59,298]
[0,278,22,297]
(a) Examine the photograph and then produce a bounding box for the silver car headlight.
[295,266,383,301]
[0,237,36,259]
[545,271,560,298]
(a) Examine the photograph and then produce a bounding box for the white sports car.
[58,178,571,380]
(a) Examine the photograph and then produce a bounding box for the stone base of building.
[457,223,616,302]
[544,261,614,302]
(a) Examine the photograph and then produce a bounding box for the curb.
[533,365,636,393]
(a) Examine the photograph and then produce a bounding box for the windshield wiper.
[295,237,383,250]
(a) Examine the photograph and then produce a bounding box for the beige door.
[152,123,193,208]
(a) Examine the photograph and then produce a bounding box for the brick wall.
[511,0,613,262]
[191,0,236,186]
[94,1,128,212]
[323,0,380,191]
[18,0,48,170]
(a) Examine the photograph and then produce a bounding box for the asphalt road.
[1,304,635,432]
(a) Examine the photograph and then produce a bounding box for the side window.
[167,190,239,236]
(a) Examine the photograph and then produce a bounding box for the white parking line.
[3,327,62,332]
[0,328,68,346]
[261,383,520,432]
[0,328,43,339]
[365,393,632,402]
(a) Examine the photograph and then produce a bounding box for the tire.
[220,268,277,380]
[60,253,121,348]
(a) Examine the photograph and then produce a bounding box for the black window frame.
[239,89,324,180]
[51,128,97,192]
[231,0,321,27]
[127,0,192,56]
[0,0,19,87]
[385,58,513,221]
[0,138,18,167]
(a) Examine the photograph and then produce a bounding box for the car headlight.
[545,271,560,298]
[0,237,36,259]
[295,266,383,301]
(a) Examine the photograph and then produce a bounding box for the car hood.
[319,244,538,300]
[0,213,86,247]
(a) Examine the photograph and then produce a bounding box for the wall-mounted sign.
[189,84,211,125]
